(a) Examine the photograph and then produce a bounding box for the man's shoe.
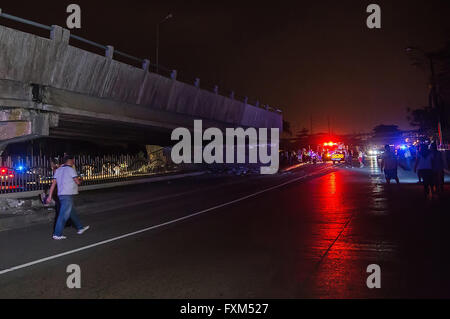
[77,226,90,235]
[53,235,67,240]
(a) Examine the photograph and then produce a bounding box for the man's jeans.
[54,195,83,236]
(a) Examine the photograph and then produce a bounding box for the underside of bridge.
[51,114,174,146]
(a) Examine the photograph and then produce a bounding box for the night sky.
[2,0,450,134]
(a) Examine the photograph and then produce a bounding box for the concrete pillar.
[106,45,114,59]
[0,109,58,142]
[50,25,70,44]
[230,91,235,99]
[194,78,200,88]
[142,59,150,72]
[244,96,248,104]
[170,70,177,80]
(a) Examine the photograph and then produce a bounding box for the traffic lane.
[0,166,358,298]
[72,163,324,208]
[369,180,450,298]
[308,166,450,298]
[72,163,330,217]
[300,169,396,298]
[0,172,280,268]
[0,164,333,275]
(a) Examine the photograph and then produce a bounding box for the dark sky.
[2,0,450,134]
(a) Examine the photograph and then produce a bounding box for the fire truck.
[322,142,345,164]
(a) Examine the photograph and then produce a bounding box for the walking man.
[47,155,90,240]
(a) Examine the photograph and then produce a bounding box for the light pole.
[156,13,173,74]
[406,47,444,147]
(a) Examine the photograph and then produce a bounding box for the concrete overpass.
[0,10,282,152]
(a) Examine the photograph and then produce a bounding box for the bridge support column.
[0,109,59,152]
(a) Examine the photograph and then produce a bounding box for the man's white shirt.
[54,165,79,196]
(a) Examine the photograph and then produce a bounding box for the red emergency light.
[323,142,338,147]
[0,167,15,178]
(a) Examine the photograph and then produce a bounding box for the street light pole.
[156,14,173,74]
[406,47,444,147]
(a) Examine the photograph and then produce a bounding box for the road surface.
[1,160,449,298]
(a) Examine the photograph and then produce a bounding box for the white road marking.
[0,167,331,276]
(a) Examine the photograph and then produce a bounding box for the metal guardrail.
[0,10,52,31]
[0,9,282,113]
[0,150,180,194]
[70,34,106,50]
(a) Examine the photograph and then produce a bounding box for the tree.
[371,125,402,145]
[373,125,401,135]
[406,42,450,143]
[407,106,438,137]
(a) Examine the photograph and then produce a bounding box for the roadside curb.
[0,209,54,232]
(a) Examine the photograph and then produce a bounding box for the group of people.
[280,149,319,166]
[341,149,365,168]
[43,154,89,240]
[281,147,366,167]
[381,143,446,198]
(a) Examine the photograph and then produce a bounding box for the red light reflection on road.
[315,171,348,215]
[308,171,357,298]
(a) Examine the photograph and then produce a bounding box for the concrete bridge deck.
[0,13,282,149]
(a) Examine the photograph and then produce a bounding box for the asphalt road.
[1,161,449,298]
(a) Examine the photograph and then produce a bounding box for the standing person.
[414,144,434,199]
[358,150,364,168]
[298,149,303,163]
[347,149,353,168]
[48,157,73,231]
[430,143,445,194]
[46,155,90,240]
[414,145,423,183]
[380,145,400,184]
[404,147,412,170]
